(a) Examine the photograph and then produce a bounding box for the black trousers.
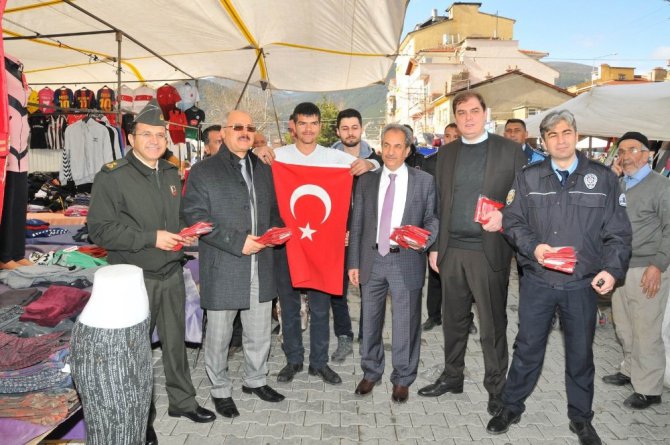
[426,264,442,321]
[502,276,597,422]
[440,247,510,394]
[0,172,28,263]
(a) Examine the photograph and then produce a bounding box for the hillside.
[546,62,593,88]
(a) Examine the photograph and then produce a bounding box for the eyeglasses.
[618,147,646,156]
[134,132,167,141]
[225,124,256,132]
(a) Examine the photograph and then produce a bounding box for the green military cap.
[133,98,166,127]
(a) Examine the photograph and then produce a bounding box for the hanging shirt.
[38,87,55,114]
[53,87,74,110]
[5,54,30,173]
[74,88,96,110]
[96,86,116,112]
[184,106,205,140]
[118,84,134,112]
[29,115,49,149]
[61,118,116,185]
[175,82,199,111]
[46,114,67,150]
[168,110,187,144]
[157,84,181,117]
[27,88,39,114]
[132,85,156,114]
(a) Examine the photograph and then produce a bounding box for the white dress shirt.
[376,163,408,245]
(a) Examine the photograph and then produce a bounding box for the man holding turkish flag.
[259,102,378,386]
[272,162,352,294]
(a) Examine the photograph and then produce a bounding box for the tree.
[315,97,340,147]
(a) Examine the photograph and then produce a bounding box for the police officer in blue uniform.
[486,110,632,445]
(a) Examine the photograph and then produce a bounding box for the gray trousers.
[613,266,670,395]
[205,272,271,398]
[360,253,422,387]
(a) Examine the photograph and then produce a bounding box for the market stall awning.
[3,0,407,91]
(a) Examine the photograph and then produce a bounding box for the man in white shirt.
[256,102,377,384]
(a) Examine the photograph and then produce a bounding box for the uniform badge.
[506,189,515,205]
[105,161,116,169]
[170,185,177,197]
[619,193,627,207]
[584,173,597,189]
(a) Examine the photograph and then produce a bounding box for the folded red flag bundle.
[257,227,292,245]
[474,194,504,225]
[172,221,214,251]
[390,225,431,249]
[543,246,577,274]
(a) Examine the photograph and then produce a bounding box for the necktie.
[239,158,253,193]
[378,173,397,256]
[558,170,569,187]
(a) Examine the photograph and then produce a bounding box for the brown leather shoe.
[392,384,409,403]
[355,378,379,396]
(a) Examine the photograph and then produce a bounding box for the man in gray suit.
[348,124,439,403]
[182,110,285,419]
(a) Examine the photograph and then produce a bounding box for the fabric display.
[26,228,68,239]
[5,54,30,173]
[0,347,72,394]
[0,388,79,425]
[76,245,106,258]
[46,114,67,150]
[26,218,49,231]
[19,285,91,327]
[37,86,55,114]
[0,331,67,371]
[176,81,200,111]
[0,264,99,289]
[118,84,134,111]
[73,87,96,110]
[63,205,88,217]
[157,83,181,117]
[168,109,187,144]
[27,251,54,266]
[26,89,39,114]
[184,105,205,139]
[0,307,25,331]
[52,249,107,269]
[53,86,74,110]
[0,288,41,309]
[95,85,115,112]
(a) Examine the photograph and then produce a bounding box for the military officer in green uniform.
[88,99,216,445]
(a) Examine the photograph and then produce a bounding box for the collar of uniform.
[126,149,174,176]
[539,150,587,178]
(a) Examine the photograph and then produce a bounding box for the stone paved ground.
[152,266,669,444]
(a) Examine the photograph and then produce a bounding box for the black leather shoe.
[488,393,503,416]
[569,420,602,445]
[422,318,441,331]
[242,385,285,402]
[277,363,303,382]
[602,372,631,386]
[623,392,662,410]
[212,397,240,418]
[308,365,342,385]
[417,378,463,397]
[486,407,521,435]
[145,425,158,445]
[167,405,216,423]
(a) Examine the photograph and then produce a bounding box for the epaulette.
[101,158,128,172]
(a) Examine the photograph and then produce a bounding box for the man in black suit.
[348,124,438,403]
[418,92,526,418]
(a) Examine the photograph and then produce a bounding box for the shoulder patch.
[101,159,128,172]
[506,189,516,205]
[584,173,598,189]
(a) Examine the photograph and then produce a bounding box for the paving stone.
[359,424,397,441]
[244,423,284,439]
[304,411,340,426]
[395,425,435,441]
[375,412,412,427]
[209,421,248,438]
[283,423,321,439]
[341,412,376,426]
[322,424,359,441]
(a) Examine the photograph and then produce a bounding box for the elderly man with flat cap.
[603,131,670,410]
[88,99,216,445]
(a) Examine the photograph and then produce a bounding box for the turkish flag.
[272,161,353,295]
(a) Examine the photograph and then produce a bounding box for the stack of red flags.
[390,225,431,249]
[543,246,577,274]
[172,221,214,251]
[474,194,504,225]
[257,227,292,245]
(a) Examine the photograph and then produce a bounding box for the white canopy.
[525,82,670,141]
[3,0,407,91]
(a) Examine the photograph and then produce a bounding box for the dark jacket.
[88,150,185,278]
[503,151,632,288]
[433,133,527,271]
[181,147,281,310]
